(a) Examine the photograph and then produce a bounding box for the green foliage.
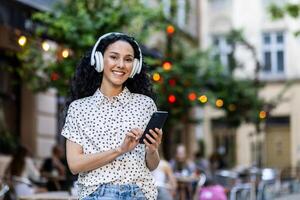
[269,3,300,36]
[0,129,18,154]
[269,3,300,19]
[17,0,166,96]
[152,29,265,128]
[15,0,265,131]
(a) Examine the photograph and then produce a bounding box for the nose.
[117,59,125,68]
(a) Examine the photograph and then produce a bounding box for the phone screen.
[139,111,168,144]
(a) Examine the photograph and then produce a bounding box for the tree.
[153,28,266,160]
[269,2,300,35]
[17,0,166,95]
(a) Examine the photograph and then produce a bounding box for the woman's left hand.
[144,128,162,154]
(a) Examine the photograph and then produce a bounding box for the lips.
[112,70,126,76]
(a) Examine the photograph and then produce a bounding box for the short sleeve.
[148,99,157,115]
[61,103,83,146]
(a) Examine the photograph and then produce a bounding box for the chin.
[111,79,127,86]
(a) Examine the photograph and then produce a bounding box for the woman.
[5,145,46,197]
[61,32,162,200]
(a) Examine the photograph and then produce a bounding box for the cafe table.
[19,191,78,200]
[175,174,200,200]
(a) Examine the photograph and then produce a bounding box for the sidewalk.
[275,193,300,200]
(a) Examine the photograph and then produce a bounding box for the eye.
[125,58,134,62]
[110,55,117,60]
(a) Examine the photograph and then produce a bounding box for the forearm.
[67,146,123,174]
[145,150,160,171]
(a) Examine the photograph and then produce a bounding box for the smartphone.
[139,111,168,144]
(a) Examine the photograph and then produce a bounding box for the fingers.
[144,128,162,146]
[126,128,143,141]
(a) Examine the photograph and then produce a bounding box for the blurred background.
[1,0,300,199]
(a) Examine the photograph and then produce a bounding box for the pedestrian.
[5,145,47,197]
[61,32,162,200]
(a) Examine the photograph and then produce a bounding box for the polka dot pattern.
[61,87,158,199]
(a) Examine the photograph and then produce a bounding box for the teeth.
[113,71,125,75]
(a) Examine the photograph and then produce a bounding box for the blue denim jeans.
[82,184,146,200]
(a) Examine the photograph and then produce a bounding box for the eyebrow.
[108,51,134,57]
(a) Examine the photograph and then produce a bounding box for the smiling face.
[101,40,135,94]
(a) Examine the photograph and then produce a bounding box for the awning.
[14,0,60,11]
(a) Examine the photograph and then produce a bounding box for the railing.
[229,183,252,200]
[0,183,9,198]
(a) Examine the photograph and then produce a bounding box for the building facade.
[199,0,300,169]
[0,0,59,159]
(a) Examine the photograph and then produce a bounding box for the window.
[177,0,186,28]
[162,0,187,28]
[262,32,285,74]
[212,35,232,67]
[162,0,171,18]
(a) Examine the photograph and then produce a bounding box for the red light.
[188,92,197,101]
[166,25,175,35]
[51,72,59,81]
[168,79,176,86]
[168,95,176,103]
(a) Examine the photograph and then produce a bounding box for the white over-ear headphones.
[90,32,143,78]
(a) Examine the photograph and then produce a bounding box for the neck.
[100,84,123,97]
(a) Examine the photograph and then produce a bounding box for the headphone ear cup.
[94,51,104,72]
[130,59,139,78]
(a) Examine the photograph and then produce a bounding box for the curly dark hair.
[63,33,156,119]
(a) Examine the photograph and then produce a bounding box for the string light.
[42,41,50,51]
[168,79,176,86]
[168,95,176,103]
[152,73,161,82]
[163,61,172,71]
[62,49,69,58]
[188,92,197,101]
[166,25,175,35]
[216,99,224,108]
[18,35,27,46]
[198,95,208,103]
[228,104,236,111]
[51,72,59,81]
[259,111,267,119]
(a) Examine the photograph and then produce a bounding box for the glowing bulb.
[42,41,50,51]
[168,95,176,103]
[166,25,175,35]
[198,95,208,103]
[188,92,197,101]
[259,111,267,119]
[216,99,224,108]
[62,49,69,58]
[163,61,172,71]
[153,73,161,81]
[18,36,27,46]
[228,104,236,111]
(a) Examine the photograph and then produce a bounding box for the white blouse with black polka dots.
[61,87,158,200]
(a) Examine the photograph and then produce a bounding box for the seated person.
[5,145,47,197]
[40,144,69,191]
[170,144,196,176]
[152,159,177,200]
[169,144,197,200]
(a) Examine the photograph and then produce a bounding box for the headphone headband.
[90,32,143,77]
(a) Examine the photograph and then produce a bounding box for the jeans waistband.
[98,183,140,195]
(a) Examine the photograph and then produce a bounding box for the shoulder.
[68,96,94,112]
[131,93,156,107]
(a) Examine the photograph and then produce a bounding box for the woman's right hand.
[118,128,142,154]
